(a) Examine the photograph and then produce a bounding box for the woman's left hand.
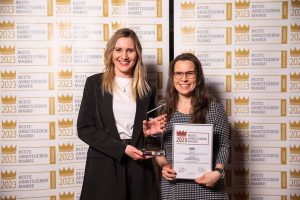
[143,114,167,136]
[195,171,221,188]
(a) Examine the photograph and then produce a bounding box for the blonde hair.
[102,28,150,100]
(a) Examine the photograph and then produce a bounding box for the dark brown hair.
[164,53,212,123]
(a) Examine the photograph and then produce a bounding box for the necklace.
[121,82,130,92]
[115,77,131,93]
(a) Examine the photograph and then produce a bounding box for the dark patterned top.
[160,100,230,200]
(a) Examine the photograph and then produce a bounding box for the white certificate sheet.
[172,123,213,179]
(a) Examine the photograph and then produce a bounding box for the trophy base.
[141,149,165,156]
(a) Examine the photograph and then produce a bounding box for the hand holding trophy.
[142,104,167,156]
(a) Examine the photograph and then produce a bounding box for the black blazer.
[77,73,159,200]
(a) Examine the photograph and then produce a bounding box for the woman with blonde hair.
[77,28,164,200]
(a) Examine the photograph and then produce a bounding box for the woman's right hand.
[161,164,177,181]
[143,114,167,136]
[125,145,146,160]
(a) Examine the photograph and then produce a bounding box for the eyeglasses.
[173,71,196,79]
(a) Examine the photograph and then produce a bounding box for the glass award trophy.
[142,104,166,156]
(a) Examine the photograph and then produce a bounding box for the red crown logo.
[176,130,187,137]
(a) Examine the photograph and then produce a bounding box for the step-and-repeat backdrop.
[0,0,169,199]
[174,0,299,199]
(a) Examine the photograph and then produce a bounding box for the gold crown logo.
[59,192,74,200]
[0,21,14,30]
[181,26,195,34]
[59,168,74,176]
[291,194,300,200]
[0,196,16,200]
[58,70,72,79]
[57,22,71,30]
[58,119,73,128]
[291,0,300,8]
[181,1,195,10]
[235,48,249,57]
[1,70,16,80]
[1,170,16,180]
[56,0,71,5]
[290,73,300,81]
[234,121,249,129]
[234,168,249,177]
[290,96,300,105]
[234,144,249,153]
[60,46,72,54]
[235,25,249,33]
[234,73,249,81]
[1,145,16,154]
[290,145,300,154]
[111,0,126,5]
[176,130,187,137]
[0,0,14,4]
[111,22,125,30]
[290,121,300,130]
[1,95,16,104]
[234,97,249,105]
[2,120,16,129]
[0,46,15,55]
[291,24,300,32]
[234,192,249,199]
[290,169,300,178]
[58,94,73,103]
[235,0,250,9]
[59,143,74,152]
[291,48,300,57]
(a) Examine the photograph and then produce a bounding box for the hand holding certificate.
[172,123,213,179]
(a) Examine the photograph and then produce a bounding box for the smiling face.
[112,37,137,77]
[173,60,197,97]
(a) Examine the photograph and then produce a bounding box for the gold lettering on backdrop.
[50,146,56,164]
[226,3,232,20]
[281,26,287,44]
[48,23,53,40]
[281,99,286,116]
[157,48,162,65]
[226,51,231,68]
[48,72,54,90]
[281,51,287,68]
[47,0,53,16]
[226,75,231,92]
[103,24,109,41]
[49,121,55,139]
[281,75,287,92]
[281,171,287,188]
[157,0,162,17]
[226,99,231,116]
[50,171,56,189]
[103,0,108,17]
[281,123,286,140]
[49,97,55,115]
[226,27,232,45]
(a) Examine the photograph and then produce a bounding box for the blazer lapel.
[99,92,120,140]
[131,96,148,146]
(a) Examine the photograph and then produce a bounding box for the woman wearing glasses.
[155,53,230,199]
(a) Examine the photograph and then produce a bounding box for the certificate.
[172,123,213,179]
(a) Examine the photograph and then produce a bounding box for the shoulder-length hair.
[101,28,150,100]
[164,53,212,123]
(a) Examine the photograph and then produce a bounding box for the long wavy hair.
[101,28,150,100]
[164,53,212,123]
